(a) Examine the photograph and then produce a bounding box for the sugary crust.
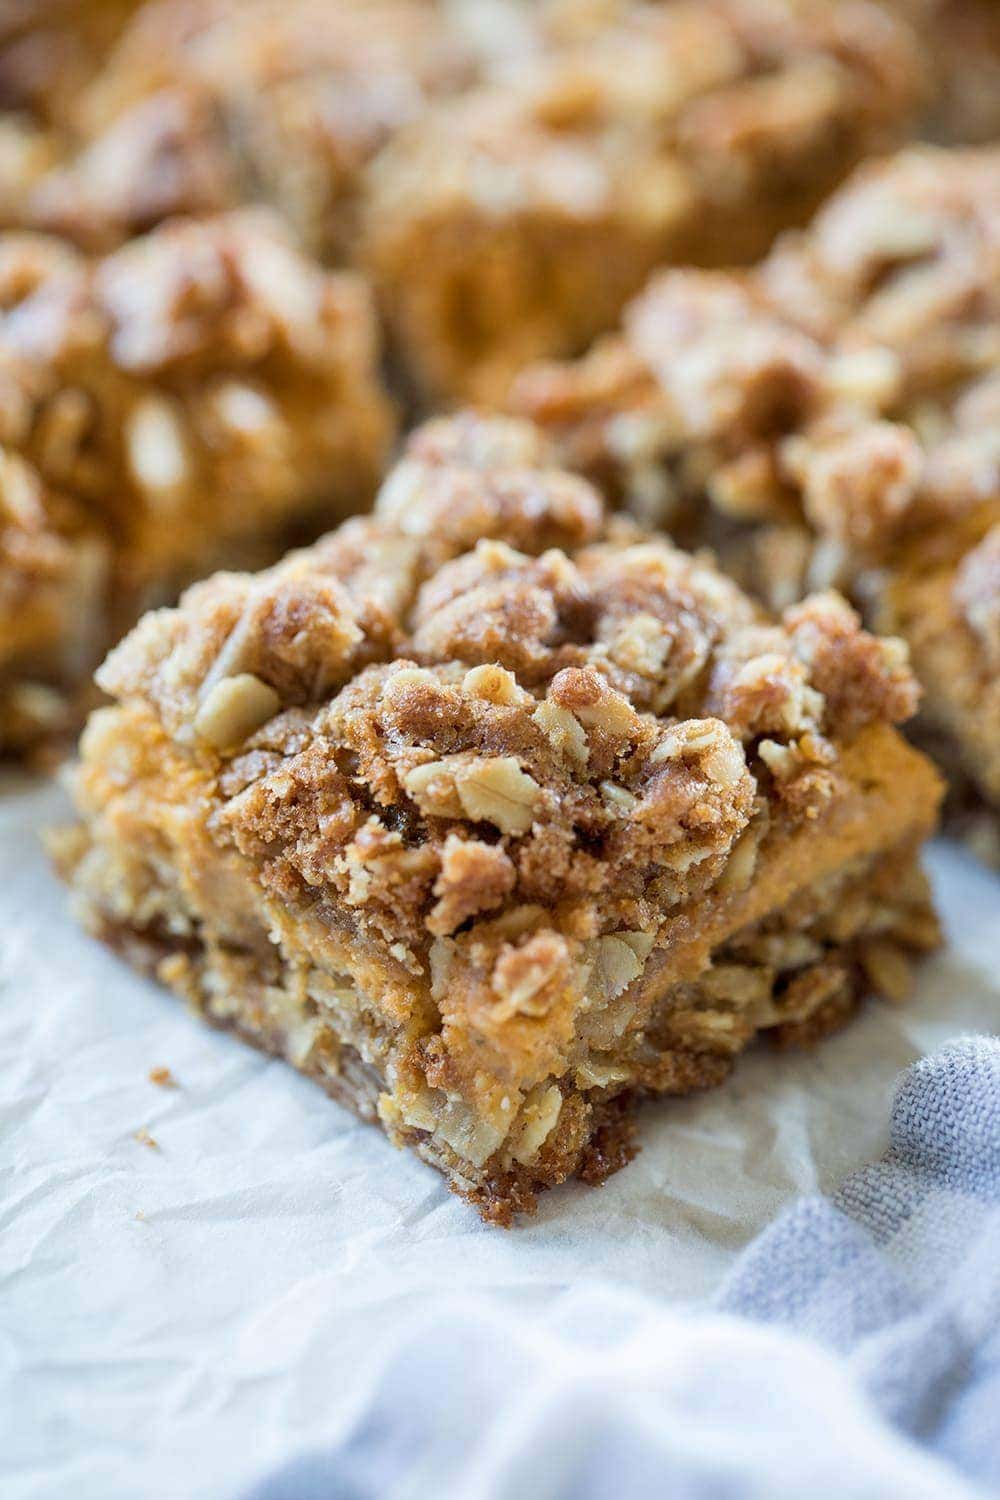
[56,414,943,1218]
[364,0,925,402]
[757,145,1000,389]
[517,146,999,540]
[0,209,394,751]
[80,0,476,142]
[513,145,1000,818]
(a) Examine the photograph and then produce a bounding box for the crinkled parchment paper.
[1,772,997,1499]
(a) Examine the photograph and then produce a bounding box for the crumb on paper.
[134,1128,160,1151]
[148,1066,177,1088]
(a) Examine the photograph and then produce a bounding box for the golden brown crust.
[0,450,108,748]
[56,414,943,1219]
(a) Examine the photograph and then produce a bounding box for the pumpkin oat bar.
[0,209,394,751]
[54,415,942,1222]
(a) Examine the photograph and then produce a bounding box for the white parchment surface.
[1,772,997,1500]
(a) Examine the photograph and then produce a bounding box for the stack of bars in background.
[0,0,994,1217]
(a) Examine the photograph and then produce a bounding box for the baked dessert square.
[363,0,925,404]
[513,144,1000,845]
[0,209,394,751]
[54,414,942,1222]
[23,87,238,255]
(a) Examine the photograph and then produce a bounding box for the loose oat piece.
[53,414,943,1224]
[363,0,925,404]
[513,144,1000,842]
[0,209,394,752]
